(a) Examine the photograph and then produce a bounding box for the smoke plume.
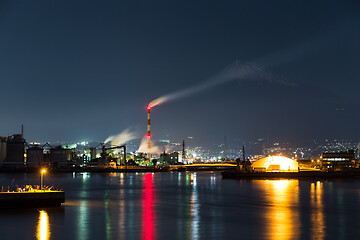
[148,61,288,108]
[148,23,349,109]
[137,137,161,154]
[105,127,139,146]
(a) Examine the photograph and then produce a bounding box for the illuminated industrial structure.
[27,146,44,168]
[0,132,25,168]
[252,156,299,172]
[321,150,355,170]
[147,106,152,160]
[159,152,179,165]
[321,150,355,161]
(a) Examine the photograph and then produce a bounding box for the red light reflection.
[142,173,155,240]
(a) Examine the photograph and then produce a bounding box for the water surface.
[1,172,360,239]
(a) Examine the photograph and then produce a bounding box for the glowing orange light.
[253,156,298,172]
[41,169,46,174]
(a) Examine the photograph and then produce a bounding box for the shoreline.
[221,170,360,180]
[0,165,237,173]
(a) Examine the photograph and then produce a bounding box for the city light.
[41,169,46,190]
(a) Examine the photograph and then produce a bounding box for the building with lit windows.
[321,150,355,161]
[321,150,355,170]
[159,152,179,165]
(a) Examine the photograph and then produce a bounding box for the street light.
[40,169,46,191]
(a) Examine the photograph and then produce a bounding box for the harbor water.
[1,171,360,239]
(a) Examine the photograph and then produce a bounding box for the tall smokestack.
[147,106,152,160]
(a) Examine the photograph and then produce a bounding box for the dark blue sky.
[1,0,359,146]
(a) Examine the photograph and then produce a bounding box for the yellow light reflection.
[37,210,50,240]
[255,180,300,240]
[310,181,325,239]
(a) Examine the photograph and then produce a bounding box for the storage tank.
[27,146,44,167]
[0,138,7,162]
[6,134,25,163]
[50,146,67,164]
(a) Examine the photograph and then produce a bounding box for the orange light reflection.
[37,210,50,240]
[310,181,325,239]
[255,180,300,240]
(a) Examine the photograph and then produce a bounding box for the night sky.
[1,0,360,147]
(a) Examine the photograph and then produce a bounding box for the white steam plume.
[105,128,139,146]
[148,23,349,109]
[137,137,161,154]
[148,62,288,108]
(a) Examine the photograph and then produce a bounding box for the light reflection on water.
[190,173,200,240]
[78,172,89,240]
[118,173,125,240]
[142,173,156,240]
[311,181,325,240]
[254,180,300,240]
[2,172,360,240]
[37,210,50,240]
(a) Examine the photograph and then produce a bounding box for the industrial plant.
[0,125,184,171]
[1,123,360,177]
[1,107,359,175]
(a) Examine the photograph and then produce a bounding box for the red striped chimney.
[146,106,152,159]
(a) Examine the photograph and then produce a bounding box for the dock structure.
[221,170,360,180]
[0,190,65,208]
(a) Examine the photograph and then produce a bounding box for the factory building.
[26,146,45,168]
[159,152,179,165]
[322,150,355,161]
[321,150,355,170]
[0,133,26,168]
[4,134,25,163]
[0,137,7,163]
[89,147,97,161]
[50,146,73,167]
[252,156,298,172]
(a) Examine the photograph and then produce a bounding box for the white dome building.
[252,156,298,172]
